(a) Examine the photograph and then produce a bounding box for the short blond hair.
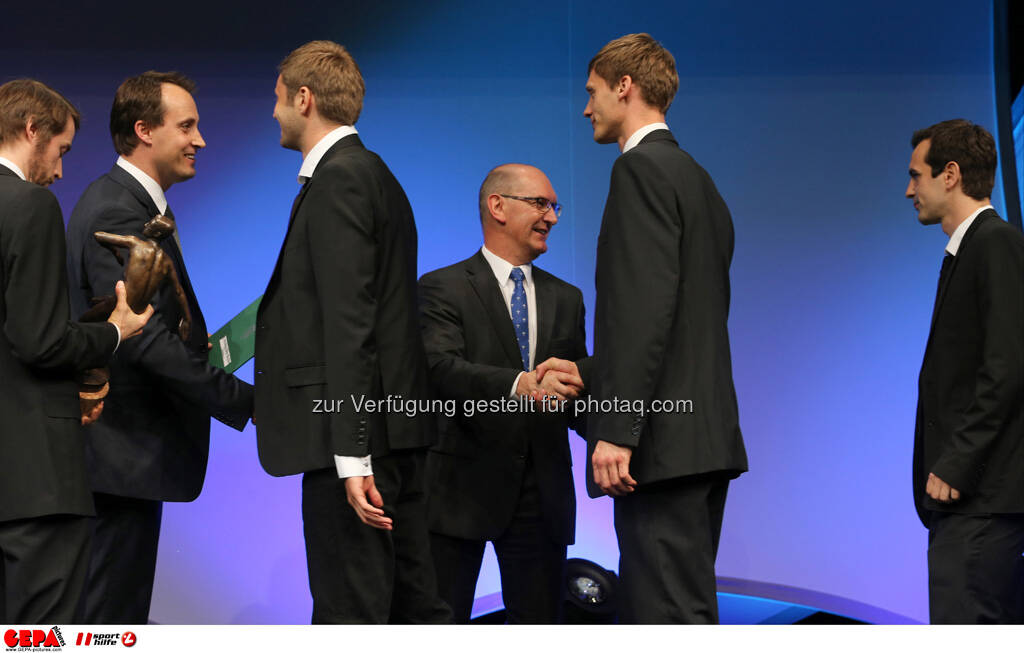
[589,33,678,114]
[278,40,365,126]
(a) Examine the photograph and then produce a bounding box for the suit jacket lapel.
[925,210,994,348]
[465,251,522,367]
[929,209,991,331]
[533,267,556,363]
[107,165,160,218]
[265,134,365,295]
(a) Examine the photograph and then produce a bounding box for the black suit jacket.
[914,209,1024,525]
[589,129,748,496]
[254,135,434,476]
[66,165,252,502]
[0,166,118,522]
[418,251,590,544]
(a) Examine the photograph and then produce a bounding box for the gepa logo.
[4,627,65,650]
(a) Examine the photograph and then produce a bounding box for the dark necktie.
[933,253,953,315]
[164,205,182,253]
[510,268,529,371]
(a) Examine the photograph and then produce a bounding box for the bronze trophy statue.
[77,214,192,423]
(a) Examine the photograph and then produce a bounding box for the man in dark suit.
[66,71,253,624]
[906,119,1024,623]
[0,79,151,623]
[569,33,748,623]
[419,164,589,623]
[254,40,450,624]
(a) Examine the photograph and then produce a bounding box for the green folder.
[208,296,261,373]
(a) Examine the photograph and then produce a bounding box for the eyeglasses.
[500,194,562,217]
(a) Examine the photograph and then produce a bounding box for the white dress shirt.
[622,122,670,153]
[480,245,537,397]
[298,125,359,184]
[0,156,26,180]
[945,204,994,256]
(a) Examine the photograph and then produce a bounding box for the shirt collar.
[0,157,26,180]
[945,204,993,256]
[116,157,168,214]
[622,122,669,153]
[481,245,533,287]
[298,125,359,183]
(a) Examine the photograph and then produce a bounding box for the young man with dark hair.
[906,118,1024,623]
[65,71,253,624]
[570,32,748,623]
[0,78,151,623]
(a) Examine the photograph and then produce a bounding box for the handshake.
[515,357,584,403]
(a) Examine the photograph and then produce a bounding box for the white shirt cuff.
[510,371,524,398]
[335,454,372,478]
[112,324,122,352]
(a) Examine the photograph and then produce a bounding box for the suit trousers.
[83,493,162,624]
[302,449,452,624]
[613,472,729,624]
[0,514,91,623]
[928,511,1024,623]
[430,459,567,624]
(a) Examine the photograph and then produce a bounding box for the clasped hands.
[519,357,584,402]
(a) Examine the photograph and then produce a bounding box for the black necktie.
[933,253,953,315]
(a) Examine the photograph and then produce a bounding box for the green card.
[208,296,261,373]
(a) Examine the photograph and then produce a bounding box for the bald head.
[478,163,559,265]
[479,163,538,224]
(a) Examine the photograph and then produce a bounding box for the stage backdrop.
[0,0,1004,624]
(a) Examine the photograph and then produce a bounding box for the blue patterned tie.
[509,268,529,371]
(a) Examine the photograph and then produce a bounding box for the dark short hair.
[0,79,80,146]
[110,71,196,156]
[588,33,678,114]
[911,119,996,200]
[278,40,364,126]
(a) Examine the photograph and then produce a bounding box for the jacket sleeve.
[570,289,591,437]
[418,271,521,401]
[81,201,252,431]
[931,229,1024,493]
[590,151,682,448]
[303,160,389,456]
[4,186,116,371]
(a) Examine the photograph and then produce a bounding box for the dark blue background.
[1,0,1004,623]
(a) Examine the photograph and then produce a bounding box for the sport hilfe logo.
[74,632,135,647]
[3,627,66,649]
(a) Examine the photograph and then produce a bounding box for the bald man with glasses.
[418,163,591,623]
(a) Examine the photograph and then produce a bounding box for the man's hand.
[344,475,393,530]
[516,370,540,397]
[532,357,584,400]
[106,280,153,340]
[207,332,213,351]
[592,440,637,496]
[81,400,104,425]
[926,472,961,503]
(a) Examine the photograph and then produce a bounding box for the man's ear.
[617,75,634,100]
[294,86,313,117]
[134,119,153,146]
[488,194,507,225]
[24,117,39,144]
[943,161,961,191]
